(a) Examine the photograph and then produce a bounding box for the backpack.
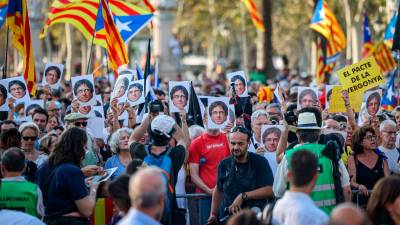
[143,146,174,216]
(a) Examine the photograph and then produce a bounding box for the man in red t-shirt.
[189,128,230,225]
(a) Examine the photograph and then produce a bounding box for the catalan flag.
[362,14,374,59]
[316,37,326,84]
[41,0,153,48]
[310,0,346,64]
[381,69,397,111]
[384,11,397,48]
[96,0,128,74]
[241,0,265,32]
[392,4,400,52]
[6,0,36,94]
[372,42,397,74]
[0,0,7,29]
[143,0,155,13]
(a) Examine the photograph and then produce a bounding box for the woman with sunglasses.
[348,126,390,208]
[19,122,48,167]
[36,127,99,225]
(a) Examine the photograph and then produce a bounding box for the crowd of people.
[0,65,400,225]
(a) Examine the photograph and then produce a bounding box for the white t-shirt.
[272,191,329,225]
[0,210,45,225]
[379,146,400,174]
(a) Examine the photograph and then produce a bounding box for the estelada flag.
[6,0,36,94]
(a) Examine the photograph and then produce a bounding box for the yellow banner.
[337,56,384,95]
[328,86,363,113]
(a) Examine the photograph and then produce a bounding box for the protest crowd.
[2,0,400,225]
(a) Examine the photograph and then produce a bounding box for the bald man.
[118,167,166,225]
[330,203,367,225]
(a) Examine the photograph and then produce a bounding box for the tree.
[262,0,276,79]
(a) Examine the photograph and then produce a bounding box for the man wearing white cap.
[273,111,351,215]
[129,114,188,225]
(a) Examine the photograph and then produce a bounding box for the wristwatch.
[241,192,248,201]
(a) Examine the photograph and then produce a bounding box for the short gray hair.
[251,110,269,123]
[19,122,40,136]
[379,119,397,132]
[109,128,133,154]
[189,125,205,140]
[129,166,166,208]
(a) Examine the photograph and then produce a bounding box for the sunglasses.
[22,136,37,141]
[230,126,252,139]
[74,121,88,127]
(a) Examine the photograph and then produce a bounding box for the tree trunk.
[342,0,352,63]
[262,0,275,80]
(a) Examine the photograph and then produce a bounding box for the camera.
[269,115,280,125]
[284,111,297,125]
[148,100,164,113]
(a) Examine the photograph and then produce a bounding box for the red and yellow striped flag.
[241,0,265,32]
[6,0,36,94]
[96,0,128,73]
[41,0,150,49]
[310,0,346,63]
[372,42,397,74]
[316,38,326,84]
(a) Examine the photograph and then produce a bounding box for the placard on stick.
[337,56,384,95]
[328,86,363,113]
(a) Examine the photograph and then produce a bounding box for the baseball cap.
[150,115,176,138]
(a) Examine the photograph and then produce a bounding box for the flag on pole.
[362,14,374,58]
[6,0,36,94]
[384,11,397,48]
[153,60,159,88]
[143,0,155,13]
[95,0,129,74]
[41,0,153,47]
[310,0,346,64]
[316,37,326,84]
[187,82,204,127]
[0,1,7,29]
[135,61,143,80]
[241,0,265,32]
[381,69,397,111]
[373,42,397,74]
[392,4,400,52]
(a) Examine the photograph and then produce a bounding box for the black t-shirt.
[129,142,186,186]
[216,152,273,210]
[36,162,88,218]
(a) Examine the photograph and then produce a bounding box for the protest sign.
[337,56,384,95]
[328,86,363,113]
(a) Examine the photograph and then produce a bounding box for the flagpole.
[87,0,100,74]
[397,50,400,106]
[3,27,9,79]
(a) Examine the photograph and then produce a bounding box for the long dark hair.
[48,127,87,167]
[367,175,400,225]
[351,126,375,155]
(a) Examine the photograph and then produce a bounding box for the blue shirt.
[117,208,162,225]
[36,162,88,218]
[104,155,126,180]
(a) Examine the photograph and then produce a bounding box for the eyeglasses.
[230,126,252,139]
[22,136,37,141]
[74,121,88,127]
[364,135,377,141]
[382,131,397,136]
